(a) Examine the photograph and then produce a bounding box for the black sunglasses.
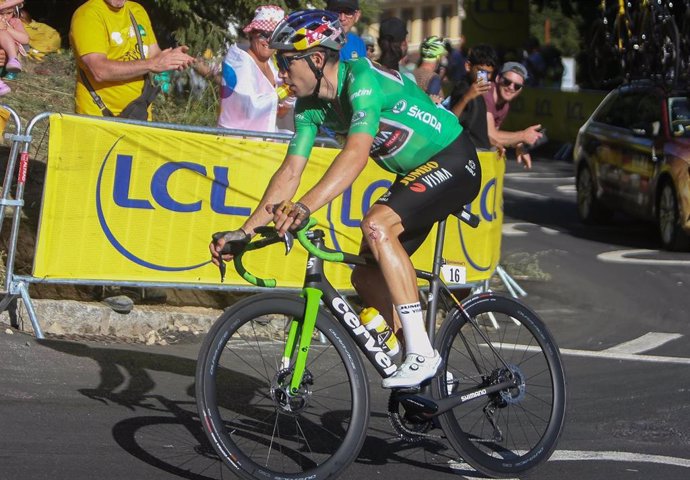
[499,77,523,91]
[255,31,271,41]
[276,52,313,71]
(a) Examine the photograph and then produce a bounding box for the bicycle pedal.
[393,386,421,394]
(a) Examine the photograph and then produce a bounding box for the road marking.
[449,449,690,478]
[604,332,684,354]
[493,342,690,365]
[550,450,690,467]
[503,187,549,200]
[505,173,575,182]
[503,222,562,236]
[541,226,560,235]
[598,249,690,266]
[556,184,576,194]
[503,223,530,236]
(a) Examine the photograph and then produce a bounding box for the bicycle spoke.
[436,295,565,476]
[197,295,369,478]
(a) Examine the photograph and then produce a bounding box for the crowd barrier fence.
[0,109,507,339]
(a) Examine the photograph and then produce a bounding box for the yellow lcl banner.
[34,114,503,289]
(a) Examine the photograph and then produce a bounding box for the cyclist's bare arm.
[209,153,307,264]
[273,133,374,235]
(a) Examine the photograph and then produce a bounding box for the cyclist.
[210,9,482,389]
[413,35,446,100]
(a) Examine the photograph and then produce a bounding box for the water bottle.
[276,84,291,101]
[360,307,399,357]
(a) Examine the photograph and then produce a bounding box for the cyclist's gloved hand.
[269,201,311,234]
[210,229,251,263]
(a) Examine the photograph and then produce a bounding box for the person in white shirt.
[196,5,293,133]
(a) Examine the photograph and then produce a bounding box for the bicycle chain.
[387,394,442,442]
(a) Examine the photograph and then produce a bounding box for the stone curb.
[1,299,223,342]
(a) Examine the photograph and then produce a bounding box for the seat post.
[425,218,447,343]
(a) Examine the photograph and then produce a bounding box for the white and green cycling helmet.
[421,36,446,60]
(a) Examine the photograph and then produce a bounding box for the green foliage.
[142,0,380,55]
[529,1,582,57]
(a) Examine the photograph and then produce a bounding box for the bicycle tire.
[196,293,370,480]
[679,11,690,84]
[653,17,680,87]
[432,293,566,478]
[587,20,623,89]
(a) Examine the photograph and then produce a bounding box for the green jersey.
[287,58,463,176]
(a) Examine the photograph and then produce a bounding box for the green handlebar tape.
[296,219,345,262]
[233,252,277,288]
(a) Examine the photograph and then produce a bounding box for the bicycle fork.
[281,287,322,395]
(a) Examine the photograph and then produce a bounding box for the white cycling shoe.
[382,350,442,389]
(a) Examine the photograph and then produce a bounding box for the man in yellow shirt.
[70,0,194,120]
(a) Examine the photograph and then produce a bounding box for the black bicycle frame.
[296,220,517,414]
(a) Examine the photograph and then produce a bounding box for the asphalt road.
[1,156,690,479]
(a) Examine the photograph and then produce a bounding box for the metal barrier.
[0,110,340,339]
[0,109,521,339]
[0,106,42,336]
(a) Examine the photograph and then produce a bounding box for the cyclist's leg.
[351,262,401,334]
[357,205,440,387]
[362,130,482,318]
[359,132,482,387]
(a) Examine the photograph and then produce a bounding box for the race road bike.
[195,211,567,479]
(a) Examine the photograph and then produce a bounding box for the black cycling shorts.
[373,130,482,255]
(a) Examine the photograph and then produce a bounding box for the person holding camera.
[70,0,194,120]
[484,61,543,169]
[447,44,498,150]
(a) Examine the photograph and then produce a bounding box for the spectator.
[483,61,543,168]
[413,35,445,102]
[0,0,29,95]
[70,0,194,120]
[326,0,366,61]
[523,36,546,87]
[194,5,293,133]
[377,17,414,81]
[444,35,466,83]
[70,0,194,312]
[361,33,375,59]
[447,44,498,149]
[19,8,61,62]
[540,43,564,88]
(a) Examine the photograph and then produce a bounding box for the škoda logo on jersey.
[400,161,454,192]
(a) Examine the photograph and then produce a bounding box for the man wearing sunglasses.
[326,0,367,61]
[483,61,543,168]
[210,10,482,390]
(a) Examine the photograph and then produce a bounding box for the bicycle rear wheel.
[653,17,680,87]
[196,293,370,480]
[587,20,623,89]
[433,293,566,478]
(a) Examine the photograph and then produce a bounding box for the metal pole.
[15,281,43,339]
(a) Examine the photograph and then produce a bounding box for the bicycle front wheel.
[196,293,370,480]
[433,293,566,478]
[587,20,623,89]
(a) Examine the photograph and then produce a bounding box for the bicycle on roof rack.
[195,210,567,479]
[588,0,680,90]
